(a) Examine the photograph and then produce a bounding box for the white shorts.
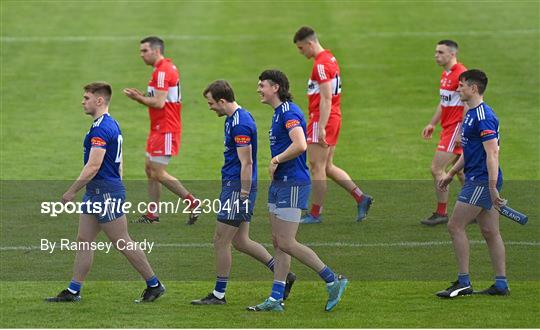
[268,203,302,222]
[146,153,171,165]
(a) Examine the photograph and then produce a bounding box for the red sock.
[310,204,322,218]
[351,187,364,204]
[185,194,200,209]
[436,202,447,216]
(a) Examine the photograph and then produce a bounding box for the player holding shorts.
[46,82,164,303]
[436,70,509,298]
[247,70,347,312]
[293,26,372,224]
[124,36,199,224]
[421,40,467,226]
[190,80,295,305]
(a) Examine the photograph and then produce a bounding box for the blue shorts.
[81,190,126,223]
[268,182,310,222]
[216,181,257,227]
[458,180,503,210]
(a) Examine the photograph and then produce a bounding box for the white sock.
[213,290,225,299]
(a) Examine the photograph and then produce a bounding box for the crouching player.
[247,70,347,312]
[436,70,509,298]
[191,80,295,305]
[46,82,165,303]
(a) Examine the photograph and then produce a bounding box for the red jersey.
[147,58,182,133]
[307,50,341,120]
[439,62,467,129]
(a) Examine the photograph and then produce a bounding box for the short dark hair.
[203,80,235,102]
[459,69,488,95]
[140,36,164,54]
[437,39,459,52]
[84,82,112,104]
[258,69,293,102]
[293,26,317,43]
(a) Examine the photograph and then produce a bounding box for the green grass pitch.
[1,1,539,328]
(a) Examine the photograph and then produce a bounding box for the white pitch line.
[1,240,539,251]
[1,30,538,43]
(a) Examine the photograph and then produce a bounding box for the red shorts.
[307,115,342,146]
[437,122,462,155]
[146,131,181,157]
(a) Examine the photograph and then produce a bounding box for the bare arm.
[447,154,465,177]
[123,88,168,109]
[422,103,442,139]
[317,81,332,146]
[483,138,504,207]
[236,145,253,197]
[438,154,464,191]
[62,148,106,203]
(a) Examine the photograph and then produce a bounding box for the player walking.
[293,26,372,224]
[436,70,509,298]
[421,40,467,226]
[46,82,165,303]
[247,70,347,312]
[191,80,295,305]
[124,36,199,224]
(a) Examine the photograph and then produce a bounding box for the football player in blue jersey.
[191,80,295,305]
[247,70,347,312]
[46,82,165,303]
[436,70,509,298]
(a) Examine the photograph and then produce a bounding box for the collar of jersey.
[94,113,109,122]
[154,58,170,68]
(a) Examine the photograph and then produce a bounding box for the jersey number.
[333,74,342,95]
[115,135,123,163]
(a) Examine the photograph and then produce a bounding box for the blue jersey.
[83,113,124,193]
[269,101,310,184]
[461,102,502,182]
[222,108,258,183]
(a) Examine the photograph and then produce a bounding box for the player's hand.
[269,158,279,180]
[422,124,434,139]
[437,174,453,192]
[317,128,328,147]
[238,195,250,221]
[455,140,462,148]
[123,88,143,101]
[489,187,505,208]
[62,191,75,204]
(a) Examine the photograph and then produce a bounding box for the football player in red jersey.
[421,40,467,226]
[293,26,372,224]
[124,36,199,224]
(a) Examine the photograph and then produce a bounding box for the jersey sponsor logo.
[440,93,452,102]
[307,79,320,95]
[439,90,462,107]
[234,135,251,145]
[480,130,496,137]
[91,137,106,147]
[285,119,300,130]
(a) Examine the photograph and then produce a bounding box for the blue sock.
[495,276,508,289]
[270,280,285,301]
[458,273,470,286]
[145,275,159,288]
[266,258,275,272]
[214,276,228,297]
[318,266,336,284]
[68,280,82,294]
